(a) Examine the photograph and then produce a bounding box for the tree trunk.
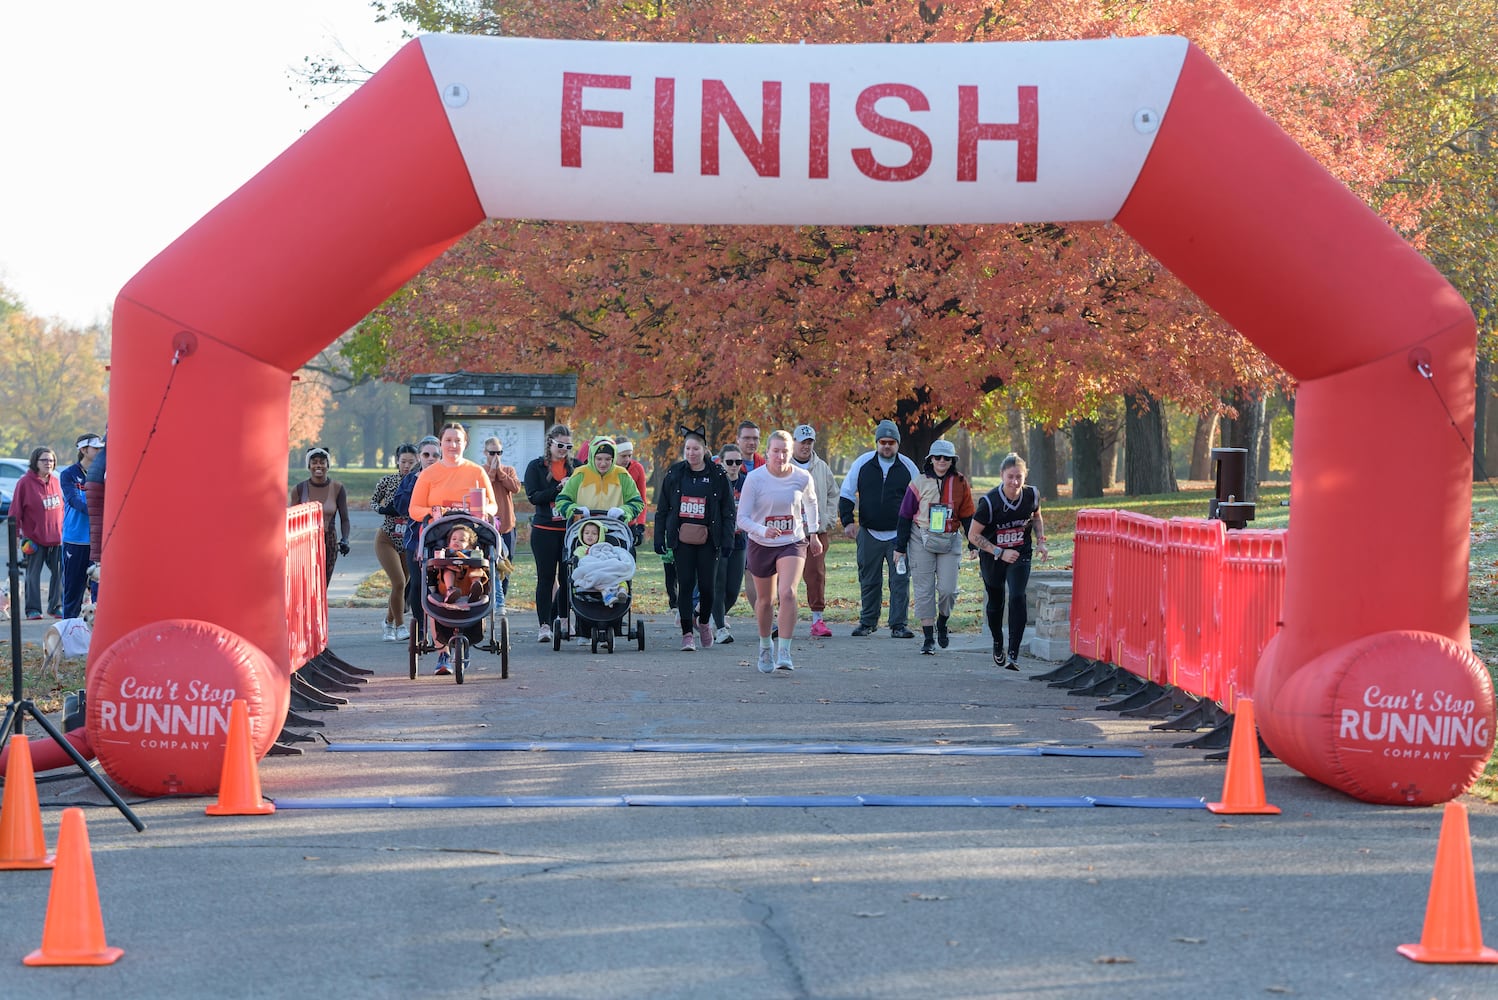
[1188,412,1218,481]
[1071,419,1105,499]
[1123,391,1178,496]
[1026,425,1059,499]
[1257,394,1277,480]
[1006,408,1027,462]
[1220,387,1265,502]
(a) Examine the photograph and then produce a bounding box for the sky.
[0,1,411,328]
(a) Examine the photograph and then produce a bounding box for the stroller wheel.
[606,630,615,654]
[636,622,646,651]
[452,636,467,685]
[408,630,418,680]
[590,633,599,655]
[500,617,510,679]
[552,617,563,652]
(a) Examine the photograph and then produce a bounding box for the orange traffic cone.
[1398,801,1498,963]
[0,734,56,869]
[1206,697,1280,815]
[23,807,123,965]
[205,699,275,816]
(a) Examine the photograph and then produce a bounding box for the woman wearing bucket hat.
[968,452,1050,670]
[894,439,976,655]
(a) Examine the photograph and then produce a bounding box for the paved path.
[5,513,1498,999]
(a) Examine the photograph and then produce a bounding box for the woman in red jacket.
[11,446,64,618]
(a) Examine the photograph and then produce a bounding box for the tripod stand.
[2,515,143,831]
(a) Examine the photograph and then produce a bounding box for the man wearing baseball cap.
[59,433,104,617]
[838,420,921,638]
[791,424,838,637]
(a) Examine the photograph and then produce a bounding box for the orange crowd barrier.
[1218,529,1288,711]
[1111,511,1168,685]
[1070,509,1116,663]
[1164,517,1225,700]
[285,502,328,671]
[1073,510,1286,709]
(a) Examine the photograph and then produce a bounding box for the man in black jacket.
[838,420,921,638]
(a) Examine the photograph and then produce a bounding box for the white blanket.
[572,542,636,591]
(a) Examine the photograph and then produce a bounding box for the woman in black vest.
[967,453,1050,670]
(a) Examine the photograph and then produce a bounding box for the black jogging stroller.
[550,515,645,654]
[408,509,509,683]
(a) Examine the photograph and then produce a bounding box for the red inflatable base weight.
[86,620,282,797]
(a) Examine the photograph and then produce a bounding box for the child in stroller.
[413,510,509,681]
[554,515,646,653]
[433,523,490,606]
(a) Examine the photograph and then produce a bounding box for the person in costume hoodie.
[554,435,645,526]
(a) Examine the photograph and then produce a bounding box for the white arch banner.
[421,34,1187,225]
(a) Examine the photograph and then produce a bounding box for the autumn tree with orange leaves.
[350,0,1403,489]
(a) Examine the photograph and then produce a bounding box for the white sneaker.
[757,647,774,673]
[395,624,410,641]
[775,648,795,671]
[578,635,590,646]
[382,623,396,642]
[538,624,553,643]
[715,626,733,645]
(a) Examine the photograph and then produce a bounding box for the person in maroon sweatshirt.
[10,446,64,618]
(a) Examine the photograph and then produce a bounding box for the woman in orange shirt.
[409,423,498,521]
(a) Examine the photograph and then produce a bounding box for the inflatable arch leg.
[1116,47,1489,804]
[74,42,484,794]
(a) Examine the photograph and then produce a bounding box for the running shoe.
[757,647,775,673]
[395,624,410,641]
[715,625,733,645]
[1007,652,1021,672]
[697,622,714,649]
[775,648,794,671]
[434,651,452,675]
[682,633,697,652]
[935,617,949,648]
[809,620,832,638]
[382,623,396,642]
[537,624,552,643]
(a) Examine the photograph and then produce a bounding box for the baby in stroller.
[418,511,505,677]
[561,515,640,649]
[433,523,490,606]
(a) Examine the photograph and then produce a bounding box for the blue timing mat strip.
[271,794,1206,810]
[325,741,1143,758]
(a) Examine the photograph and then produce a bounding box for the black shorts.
[746,538,808,578]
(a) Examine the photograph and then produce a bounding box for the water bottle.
[895,552,907,575]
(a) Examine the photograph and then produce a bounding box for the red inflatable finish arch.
[82,36,1486,803]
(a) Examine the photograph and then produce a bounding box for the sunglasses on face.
[723,459,742,466]
[932,456,953,461]
[486,450,502,456]
[554,442,572,450]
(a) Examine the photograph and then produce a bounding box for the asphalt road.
[6,511,1498,999]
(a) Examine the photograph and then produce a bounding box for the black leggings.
[712,546,746,627]
[531,527,569,626]
[979,553,1032,656]
[673,542,717,634]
